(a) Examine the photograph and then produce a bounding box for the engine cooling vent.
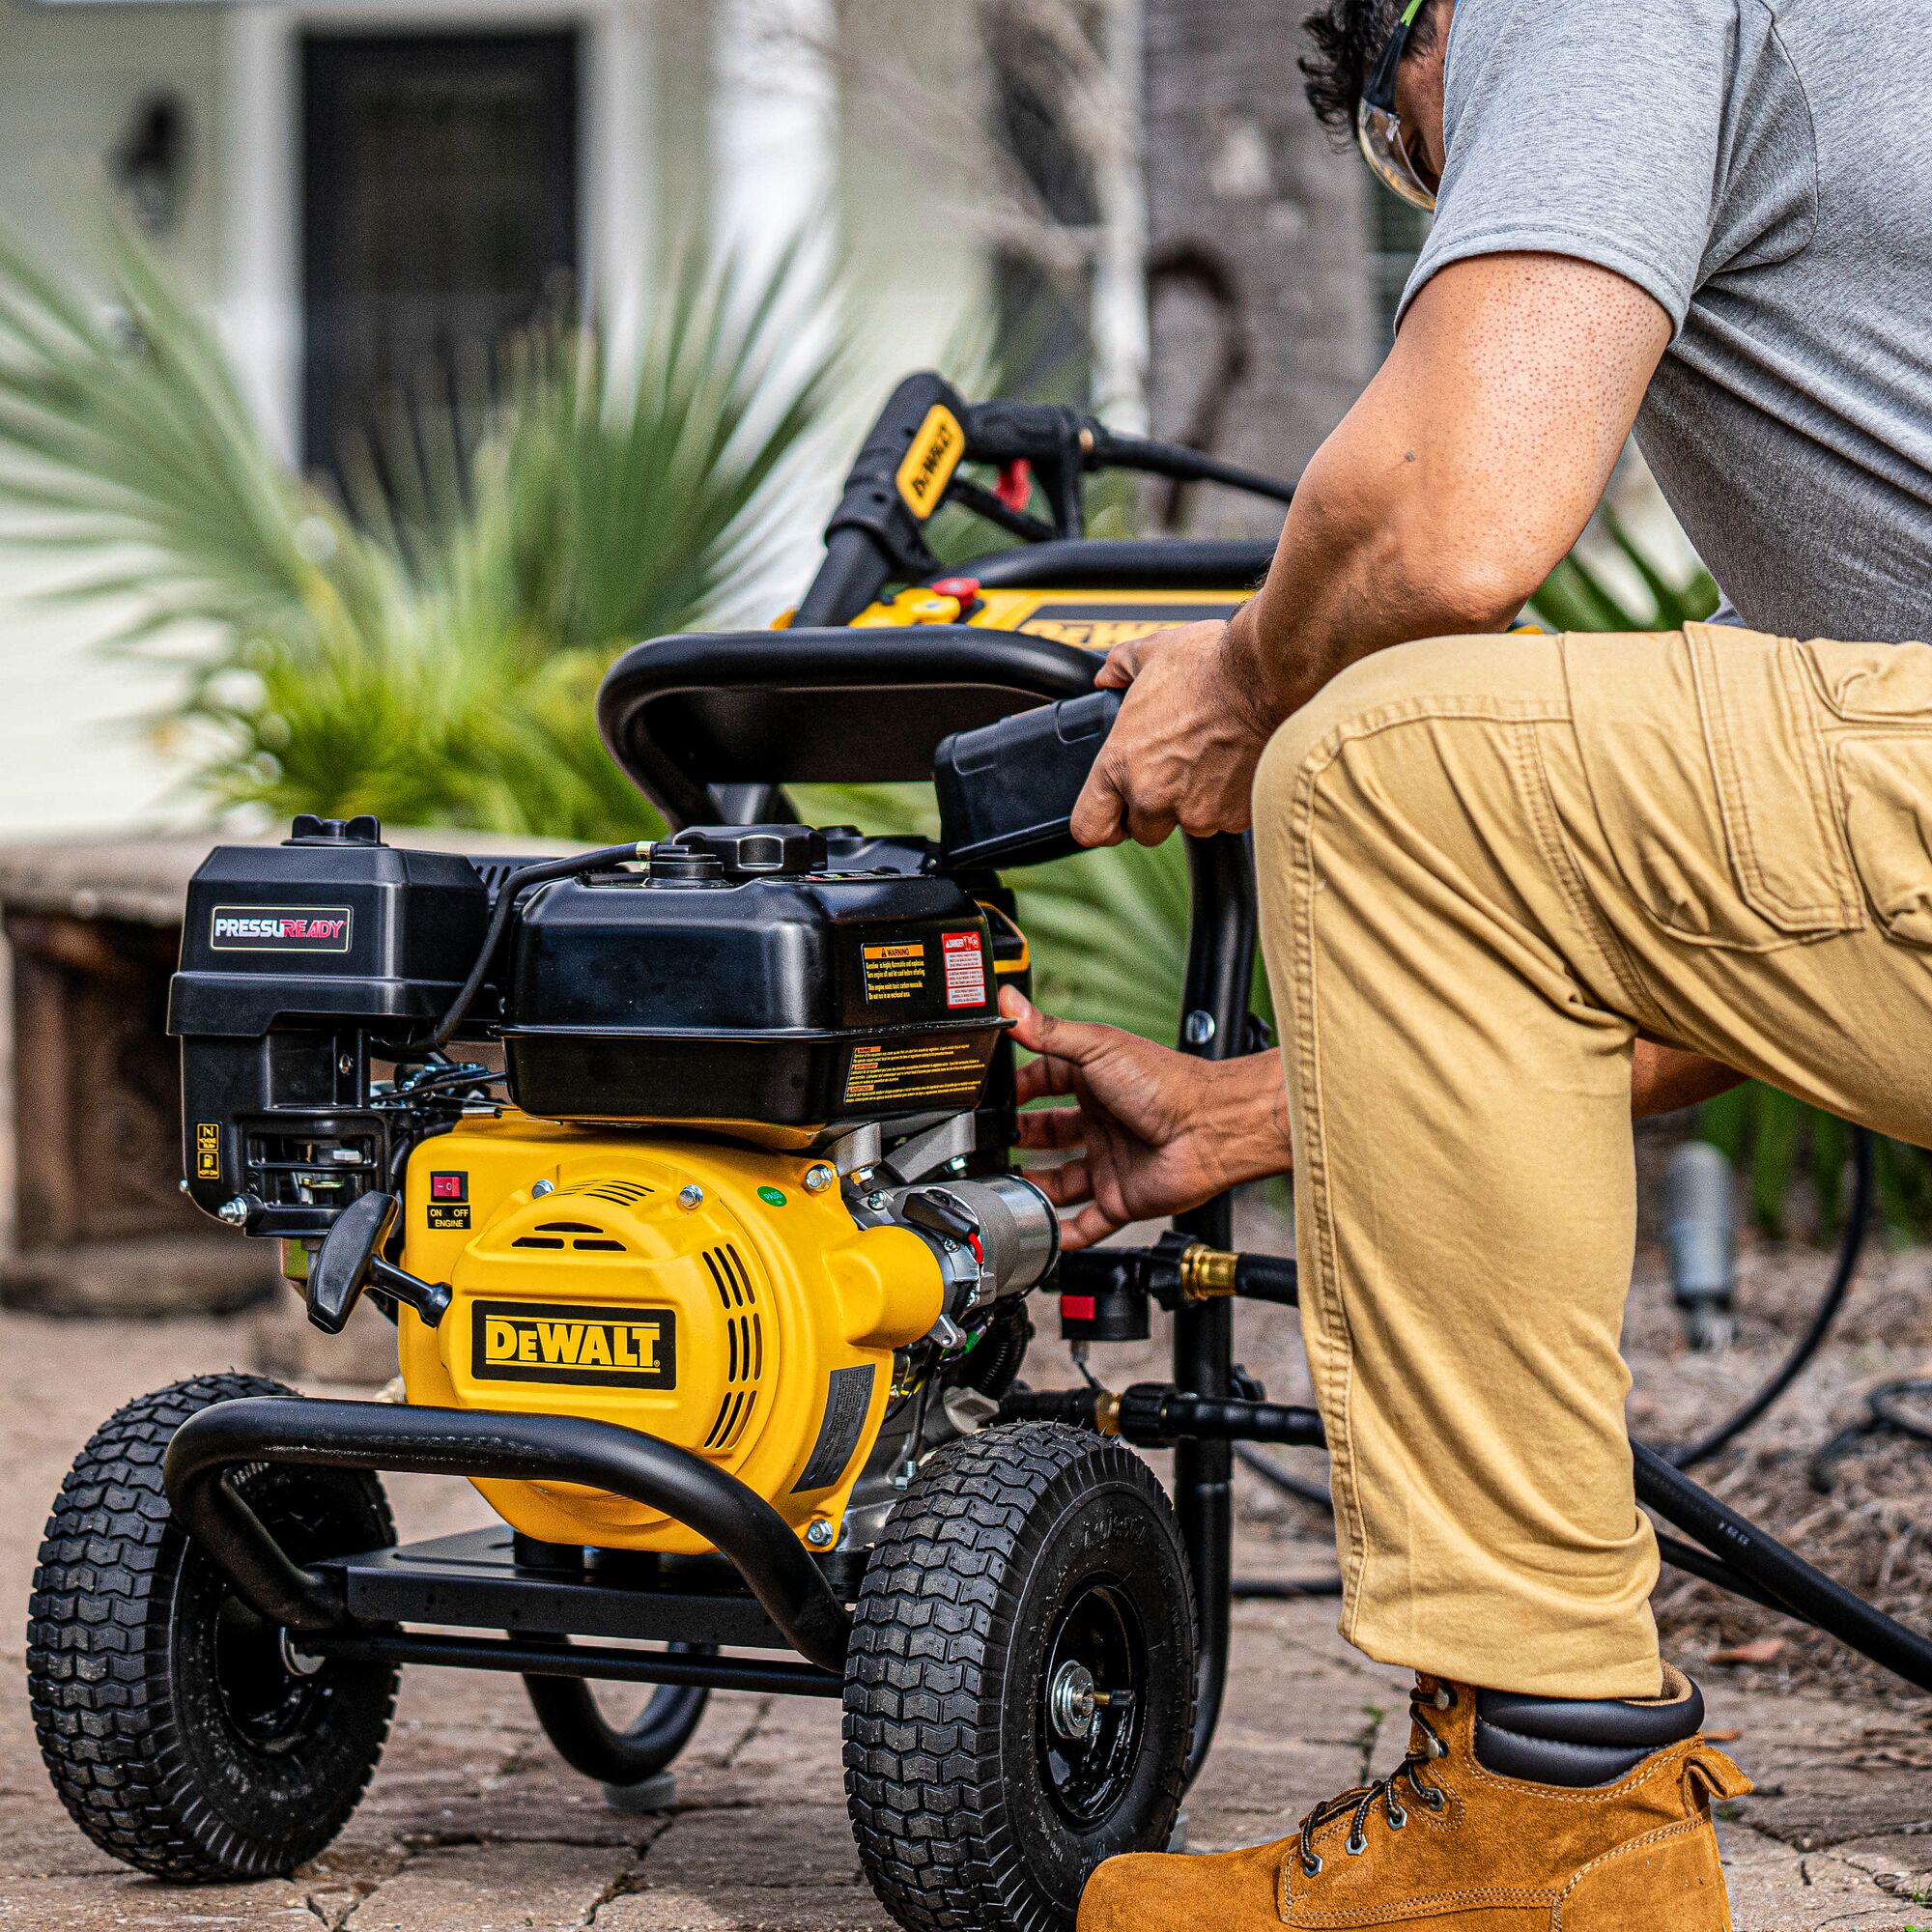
[701,1244,763,1451]
[704,1385,759,1451]
[513,1218,630,1254]
[564,1179,656,1208]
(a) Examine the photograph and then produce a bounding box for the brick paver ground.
[1,1307,1927,1932]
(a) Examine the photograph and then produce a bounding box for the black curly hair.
[1299,0,1443,145]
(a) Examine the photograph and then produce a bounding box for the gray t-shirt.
[1400,0,1932,643]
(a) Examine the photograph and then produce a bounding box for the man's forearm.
[1221,439,1529,727]
[1220,254,1671,729]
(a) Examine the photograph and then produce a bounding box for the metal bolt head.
[1048,1660,1099,1740]
[804,1519,836,1548]
[531,1179,556,1198]
[945,1154,969,1175]
[178,1179,192,1195]
[280,1630,325,1678]
[217,1197,251,1227]
[678,1184,704,1211]
[803,1163,836,1196]
[866,1191,887,1212]
[1183,1009,1217,1047]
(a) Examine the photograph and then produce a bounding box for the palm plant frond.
[0,218,840,839]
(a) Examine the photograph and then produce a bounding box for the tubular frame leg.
[1174,832,1259,1782]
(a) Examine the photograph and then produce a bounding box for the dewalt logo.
[471,1300,677,1390]
[895,405,965,519]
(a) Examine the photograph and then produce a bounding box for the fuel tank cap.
[666,825,829,878]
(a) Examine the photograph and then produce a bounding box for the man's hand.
[1069,618,1275,848]
[1004,987,1292,1249]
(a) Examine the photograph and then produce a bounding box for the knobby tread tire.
[842,1422,1196,1932]
[26,1375,398,1882]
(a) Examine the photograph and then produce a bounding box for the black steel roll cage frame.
[161,375,1932,1791]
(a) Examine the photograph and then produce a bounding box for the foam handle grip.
[934,688,1123,870]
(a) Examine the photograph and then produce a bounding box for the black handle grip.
[934,688,1122,871]
[307,1190,398,1334]
[793,373,967,627]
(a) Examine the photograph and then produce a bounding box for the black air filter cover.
[169,819,491,1038]
[503,848,1004,1133]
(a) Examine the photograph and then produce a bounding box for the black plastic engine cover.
[169,817,492,1039]
[503,856,1005,1133]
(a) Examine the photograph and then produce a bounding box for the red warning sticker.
[942,930,987,1009]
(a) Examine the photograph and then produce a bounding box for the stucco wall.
[0,0,996,840]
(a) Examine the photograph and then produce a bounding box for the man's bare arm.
[1222,250,1675,719]
[1069,251,1673,848]
[1632,1041,1747,1119]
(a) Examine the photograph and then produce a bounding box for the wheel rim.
[1037,1577,1148,1827]
[211,1592,324,1752]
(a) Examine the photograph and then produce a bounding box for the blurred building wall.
[0,0,992,839]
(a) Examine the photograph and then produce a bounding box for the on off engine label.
[861,940,928,1004]
[210,904,354,952]
[471,1300,677,1390]
[427,1172,470,1230]
[843,1037,988,1107]
[793,1364,877,1492]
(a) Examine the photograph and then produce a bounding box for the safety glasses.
[1356,0,1440,212]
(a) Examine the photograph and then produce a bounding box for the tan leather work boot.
[1078,1667,1749,1931]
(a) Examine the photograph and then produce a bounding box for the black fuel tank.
[502,826,1004,1134]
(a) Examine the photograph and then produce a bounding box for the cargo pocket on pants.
[1684,624,1866,947]
[1796,638,1932,948]
[1835,739,1932,946]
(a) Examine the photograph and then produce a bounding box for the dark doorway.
[301,31,581,474]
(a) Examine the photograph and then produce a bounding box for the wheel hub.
[1037,1577,1148,1826]
[1048,1660,1099,1741]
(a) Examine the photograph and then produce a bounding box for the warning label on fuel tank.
[941,929,988,1009]
[861,941,928,1004]
[843,1038,987,1107]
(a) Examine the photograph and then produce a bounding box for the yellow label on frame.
[895,405,965,519]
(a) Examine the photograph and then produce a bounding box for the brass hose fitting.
[1178,1243,1239,1301]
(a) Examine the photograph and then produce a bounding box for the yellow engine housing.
[395,1111,943,1554]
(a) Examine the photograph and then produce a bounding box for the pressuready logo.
[210,905,355,952]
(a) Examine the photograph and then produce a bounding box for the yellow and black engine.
[169,817,1055,1556]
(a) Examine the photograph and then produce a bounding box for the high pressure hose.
[1665,1124,1876,1469]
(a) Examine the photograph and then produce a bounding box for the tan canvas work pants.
[1252,624,1932,1699]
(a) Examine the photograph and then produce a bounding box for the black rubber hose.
[1230,1577,1344,1601]
[1083,426,1296,507]
[524,1659,712,1784]
[430,842,652,1048]
[1633,1439,1932,1692]
[1666,1125,1875,1470]
[793,526,898,629]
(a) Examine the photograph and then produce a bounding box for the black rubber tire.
[27,1374,398,1883]
[524,1656,711,1786]
[843,1423,1196,1932]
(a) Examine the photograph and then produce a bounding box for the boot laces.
[1297,1682,1454,1877]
